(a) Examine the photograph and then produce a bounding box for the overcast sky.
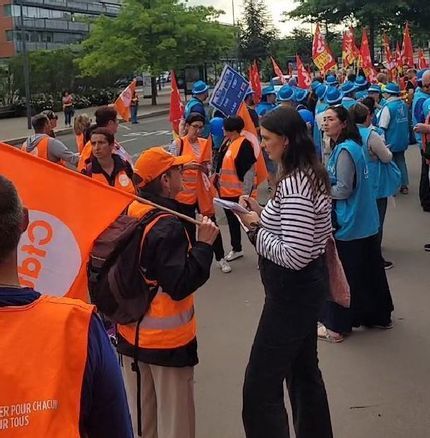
[187,0,311,36]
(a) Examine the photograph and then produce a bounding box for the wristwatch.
[247,224,260,245]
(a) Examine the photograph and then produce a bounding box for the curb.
[4,108,169,146]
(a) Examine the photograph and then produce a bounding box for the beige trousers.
[122,355,195,438]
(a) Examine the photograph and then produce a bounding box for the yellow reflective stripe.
[140,306,195,330]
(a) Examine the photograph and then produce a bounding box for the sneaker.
[400,186,409,195]
[425,244,430,252]
[217,258,232,273]
[384,260,394,270]
[225,250,243,262]
[373,322,394,330]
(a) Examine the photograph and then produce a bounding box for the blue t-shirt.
[0,287,133,438]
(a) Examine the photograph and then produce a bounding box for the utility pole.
[20,0,32,129]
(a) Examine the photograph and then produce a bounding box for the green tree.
[238,0,278,64]
[79,0,234,104]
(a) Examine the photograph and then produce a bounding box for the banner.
[209,65,249,117]
[248,61,262,104]
[418,49,429,69]
[169,71,184,135]
[236,104,268,186]
[270,57,287,84]
[395,42,403,74]
[383,33,396,71]
[296,55,312,89]
[402,23,414,68]
[360,29,377,83]
[114,79,136,122]
[0,143,134,302]
[312,23,336,73]
[342,29,357,67]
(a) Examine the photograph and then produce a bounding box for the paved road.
[65,119,430,436]
[61,115,173,157]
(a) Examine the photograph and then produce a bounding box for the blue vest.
[313,101,329,159]
[256,102,276,117]
[412,88,430,143]
[184,97,210,138]
[327,139,379,241]
[341,97,357,109]
[359,125,401,199]
[382,99,409,152]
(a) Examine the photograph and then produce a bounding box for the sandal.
[317,324,344,343]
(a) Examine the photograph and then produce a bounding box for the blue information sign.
[209,65,249,117]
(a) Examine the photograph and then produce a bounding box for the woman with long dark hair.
[318,106,393,342]
[238,106,333,438]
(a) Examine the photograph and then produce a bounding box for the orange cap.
[134,146,192,188]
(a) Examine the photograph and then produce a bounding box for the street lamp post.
[19,0,32,130]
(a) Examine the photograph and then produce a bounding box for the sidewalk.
[0,89,172,144]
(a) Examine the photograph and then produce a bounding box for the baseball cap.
[134,147,193,188]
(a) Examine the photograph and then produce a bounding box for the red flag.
[418,49,429,69]
[342,29,357,67]
[351,28,360,59]
[360,29,377,83]
[270,57,286,84]
[248,61,262,104]
[169,71,184,135]
[0,142,134,302]
[296,55,312,89]
[383,33,396,71]
[114,79,136,122]
[402,23,414,68]
[395,42,403,74]
[312,23,336,73]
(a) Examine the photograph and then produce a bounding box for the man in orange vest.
[77,106,134,172]
[0,175,133,437]
[81,127,135,194]
[22,114,79,166]
[117,147,219,438]
[215,115,257,262]
[172,112,232,273]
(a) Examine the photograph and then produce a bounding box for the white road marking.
[119,124,131,131]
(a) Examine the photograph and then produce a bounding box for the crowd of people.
[1,64,430,438]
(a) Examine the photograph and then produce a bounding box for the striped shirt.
[256,170,332,270]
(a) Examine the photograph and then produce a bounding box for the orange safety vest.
[21,136,65,167]
[0,295,94,436]
[77,140,92,172]
[176,136,212,205]
[84,161,136,194]
[219,136,248,198]
[117,201,196,350]
[75,133,85,154]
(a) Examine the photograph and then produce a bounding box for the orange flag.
[312,23,336,73]
[169,71,184,135]
[418,49,429,69]
[0,142,134,302]
[237,104,268,187]
[342,29,356,67]
[114,79,136,122]
[248,61,262,104]
[270,57,286,84]
[360,29,377,83]
[402,23,414,68]
[296,55,312,89]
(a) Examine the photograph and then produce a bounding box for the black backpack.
[87,208,164,324]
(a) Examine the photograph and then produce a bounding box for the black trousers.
[376,197,388,251]
[221,196,242,252]
[419,157,430,211]
[243,257,333,438]
[177,202,225,261]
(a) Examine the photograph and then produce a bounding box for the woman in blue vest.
[318,106,393,342]
[378,82,410,194]
[313,84,329,160]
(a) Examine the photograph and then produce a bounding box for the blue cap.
[368,84,382,93]
[210,117,224,137]
[262,85,276,96]
[192,80,209,95]
[354,75,368,89]
[298,108,314,127]
[423,97,430,118]
[340,81,357,95]
[325,75,338,86]
[277,84,294,102]
[325,87,343,105]
[383,82,401,95]
[315,84,328,100]
[294,88,309,103]
[311,80,322,91]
